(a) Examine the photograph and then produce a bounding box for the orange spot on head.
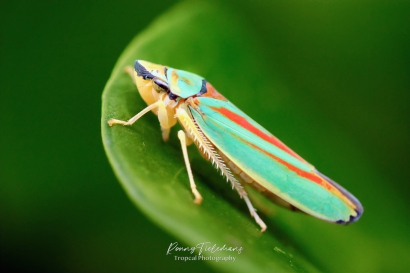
[171,70,179,84]
[181,77,191,85]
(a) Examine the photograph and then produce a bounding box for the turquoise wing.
[189,97,363,223]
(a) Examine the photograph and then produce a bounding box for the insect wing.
[189,97,362,223]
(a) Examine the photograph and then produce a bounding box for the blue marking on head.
[134,60,154,80]
[197,79,208,96]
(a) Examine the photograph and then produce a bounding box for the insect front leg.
[177,130,203,204]
[158,101,172,142]
[156,97,178,142]
[108,100,165,127]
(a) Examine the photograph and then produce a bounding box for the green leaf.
[102,1,320,272]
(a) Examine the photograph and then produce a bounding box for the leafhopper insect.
[108,60,363,232]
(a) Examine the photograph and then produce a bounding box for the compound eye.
[168,92,178,100]
[152,77,170,93]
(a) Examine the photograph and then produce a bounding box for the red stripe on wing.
[252,140,359,215]
[249,143,333,191]
[211,106,306,162]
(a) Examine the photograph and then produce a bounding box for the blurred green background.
[1,0,409,272]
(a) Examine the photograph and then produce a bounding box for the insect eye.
[168,92,178,100]
[152,77,170,93]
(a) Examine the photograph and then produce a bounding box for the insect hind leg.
[243,194,267,232]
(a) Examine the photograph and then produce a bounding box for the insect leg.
[156,99,173,142]
[243,194,267,232]
[177,130,203,204]
[161,128,171,142]
[108,100,165,126]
